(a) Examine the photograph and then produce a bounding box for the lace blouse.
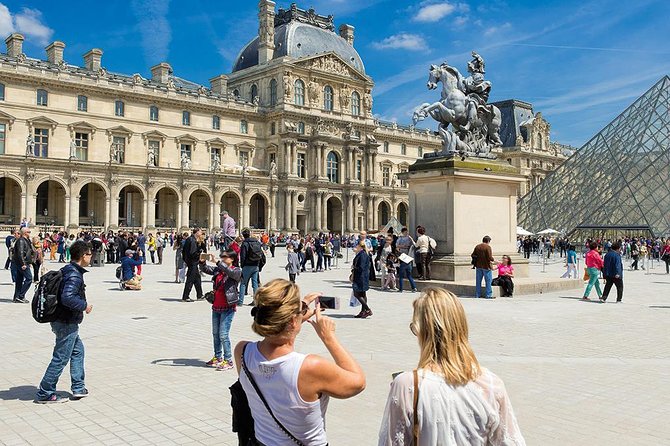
[378,368,525,446]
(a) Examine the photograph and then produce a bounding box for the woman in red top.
[661,239,670,274]
[583,241,604,300]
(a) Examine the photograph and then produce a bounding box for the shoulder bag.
[231,343,307,446]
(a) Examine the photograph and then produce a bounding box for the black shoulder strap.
[241,343,306,446]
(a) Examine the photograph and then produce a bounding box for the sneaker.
[216,360,234,371]
[71,389,89,399]
[35,394,69,404]
[411,288,418,293]
[206,356,221,367]
[599,298,607,303]
[182,298,194,303]
[354,310,366,318]
[13,298,29,304]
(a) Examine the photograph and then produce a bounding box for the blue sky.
[1,0,668,147]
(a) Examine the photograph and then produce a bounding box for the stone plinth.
[405,156,528,282]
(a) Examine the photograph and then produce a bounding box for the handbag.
[204,291,215,304]
[491,277,501,286]
[233,343,306,446]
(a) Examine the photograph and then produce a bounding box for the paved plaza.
[0,249,669,445]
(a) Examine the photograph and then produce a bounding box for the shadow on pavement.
[0,385,38,401]
[158,298,188,302]
[558,296,602,303]
[325,314,356,319]
[151,358,207,367]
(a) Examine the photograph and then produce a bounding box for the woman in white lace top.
[378,288,526,446]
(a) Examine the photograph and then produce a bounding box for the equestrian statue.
[413,51,502,158]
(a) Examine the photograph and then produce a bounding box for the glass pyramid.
[518,76,670,238]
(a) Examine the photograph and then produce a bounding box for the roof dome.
[232,21,365,74]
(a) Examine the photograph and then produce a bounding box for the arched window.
[351,91,360,116]
[250,84,258,102]
[149,105,159,121]
[326,151,339,183]
[115,100,125,117]
[298,121,305,134]
[323,86,333,111]
[294,79,305,106]
[269,79,277,106]
[77,95,88,111]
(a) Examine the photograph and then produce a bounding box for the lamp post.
[89,210,95,231]
[43,208,48,236]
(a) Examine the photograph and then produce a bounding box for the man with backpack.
[12,227,35,303]
[35,240,93,404]
[181,228,205,302]
[238,228,265,305]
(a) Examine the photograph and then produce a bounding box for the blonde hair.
[412,287,481,385]
[251,279,302,338]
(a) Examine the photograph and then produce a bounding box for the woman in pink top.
[494,255,515,297]
[583,241,604,300]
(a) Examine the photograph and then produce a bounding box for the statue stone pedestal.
[405,156,529,282]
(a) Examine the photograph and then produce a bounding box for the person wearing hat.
[200,250,242,370]
[120,249,143,290]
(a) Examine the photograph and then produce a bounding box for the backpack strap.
[241,344,305,446]
[413,369,420,445]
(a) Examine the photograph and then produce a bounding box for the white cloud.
[0,3,54,46]
[483,22,512,36]
[131,0,172,64]
[453,16,468,27]
[413,2,469,23]
[371,33,428,51]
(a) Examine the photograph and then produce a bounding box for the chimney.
[258,0,276,64]
[150,62,172,84]
[339,24,355,45]
[5,33,25,58]
[83,48,103,71]
[209,74,228,96]
[45,41,66,64]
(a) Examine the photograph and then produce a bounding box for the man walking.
[11,227,35,303]
[221,211,236,251]
[155,232,164,265]
[600,241,624,303]
[238,228,264,305]
[181,228,204,302]
[35,240,93,403]
[472,236,495,298]
[4,229,18,270]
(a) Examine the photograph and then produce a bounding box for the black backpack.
[115,266,122,280]
[245,240,264,264]
[31,270,63,323]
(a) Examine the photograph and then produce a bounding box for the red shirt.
[585,250,604,269]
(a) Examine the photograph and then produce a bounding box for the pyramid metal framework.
[518,76,670,237]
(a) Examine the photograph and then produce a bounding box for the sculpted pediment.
[295,52,367,82]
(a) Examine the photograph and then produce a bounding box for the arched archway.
[0,177,23,224]
[326,197,343,233]
[36,180,66,228]
[249,193,267,229]
[155,187,178,229]
[397,202,408,226]
[220,192,240,228]
[79,182,107,228]
[119,185,144,227]
[189,190,210,228]
[378,201,391,228]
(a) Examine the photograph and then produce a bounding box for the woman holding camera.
[234,279,365,446]
[379,288,525,445]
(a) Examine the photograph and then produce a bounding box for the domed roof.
[232,21,365,74]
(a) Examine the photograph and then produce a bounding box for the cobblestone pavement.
[1,249,669,445]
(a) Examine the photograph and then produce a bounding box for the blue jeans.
[212,310,235,362]
[238,265,259,305]
[140,247,146,264]
[398,262,416,291]
[11,261,33,300]
[36,321,85,400]
[475,268,493,298]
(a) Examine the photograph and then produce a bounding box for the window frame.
[0,83,5,101]
[298,121,305,135]
[294,79,305,106]
[382,165,391,187]
[149,105,159,122]
[250,84,258,103]
[115,100,125,117]
[36,89,48,106]
[351,91,360,116]
[74,132,89,161]
[180,143,192,161]
[401,143,407,155]
[148,139,160,167]
[34,127,49,157]
[182,110,191,126]
[240,120,248,134]
[269,79,277,106]
[383,141,389,153]
[323,85,334,111]
[112,135,126,163]
[238,150,249,168]
[77,95,88,112]
[355,159,362,181]
[212,115,221,130]
[0,123,6,154]
[326,151,339,183]
[297,152,306,178]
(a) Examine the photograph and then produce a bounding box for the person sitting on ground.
[120,249,143,290]
[200,250,242,371]
[378,287,526,445]
[234,279,366,446]
[494,255,515,297]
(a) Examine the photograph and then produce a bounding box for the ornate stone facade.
[492,99,575,196]
[0,4,440,234]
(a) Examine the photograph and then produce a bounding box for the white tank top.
[241,342,329,445]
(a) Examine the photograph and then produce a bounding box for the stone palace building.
[0,1,441,234]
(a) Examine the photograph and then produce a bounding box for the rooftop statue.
[413,51,502,158]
